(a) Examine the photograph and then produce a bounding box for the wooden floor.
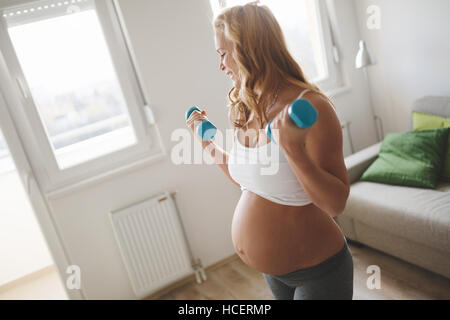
[151,241,450,300]
[1,242,448,300]
[0,265,68,300]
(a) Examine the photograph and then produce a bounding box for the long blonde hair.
[213,3,326,130]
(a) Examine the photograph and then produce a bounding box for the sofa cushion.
[343,181,450,253]
[412,111,450,182]
[360,128,449,189]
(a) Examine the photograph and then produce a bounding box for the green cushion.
[360,128,449,189]
[412,111,450,181]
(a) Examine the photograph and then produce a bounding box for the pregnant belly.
[231,191,345,276]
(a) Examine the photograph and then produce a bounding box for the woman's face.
[215,30,239,85]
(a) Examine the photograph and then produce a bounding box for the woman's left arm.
[275,93,350,217]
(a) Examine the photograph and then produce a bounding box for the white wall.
[0,170,53,286]
[41,0,379,299]
[326,0,381,150]
[353,0,450,134]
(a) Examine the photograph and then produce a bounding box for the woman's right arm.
[186,110,241,188]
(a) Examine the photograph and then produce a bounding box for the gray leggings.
[263,238,353,300]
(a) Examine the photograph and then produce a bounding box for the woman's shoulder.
[301,90,337,114]
[299,89,341,146]
[301,89,330,103]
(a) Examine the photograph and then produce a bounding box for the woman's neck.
[265,83,305,117]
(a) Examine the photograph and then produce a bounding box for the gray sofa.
[336,96,450,279]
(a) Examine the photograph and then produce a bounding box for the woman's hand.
[186,108,209,141]
[268,104,310,155]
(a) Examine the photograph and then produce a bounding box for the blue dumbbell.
[265,99,318,143]
[185,106,217,141]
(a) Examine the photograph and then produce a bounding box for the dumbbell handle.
[265,99,318,143]
[185,106,217,141]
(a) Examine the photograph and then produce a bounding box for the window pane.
[3,1,137,169]
[211,0,328,81]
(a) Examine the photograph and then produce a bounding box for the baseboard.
[0,265,55,293]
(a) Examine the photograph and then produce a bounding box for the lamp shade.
[355,40,376,69]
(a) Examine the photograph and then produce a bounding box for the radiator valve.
[192,258,207,284]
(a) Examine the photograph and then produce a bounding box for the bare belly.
[232,190,345,276]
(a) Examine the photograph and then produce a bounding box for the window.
[0,0,163,193]
[5,1,136,169]
[0,130,14,175]
[210,0,342,91]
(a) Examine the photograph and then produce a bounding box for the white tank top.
[228,89,313,206]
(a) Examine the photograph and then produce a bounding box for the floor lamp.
[355,40,384,142]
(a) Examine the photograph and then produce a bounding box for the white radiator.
[110,191,205,299]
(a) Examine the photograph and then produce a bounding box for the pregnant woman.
[186,3,353,300]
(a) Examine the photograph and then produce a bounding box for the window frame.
[0,0,164,193]
[311,0,343,91]
[211,0,344,92]
[0,131,15,175]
